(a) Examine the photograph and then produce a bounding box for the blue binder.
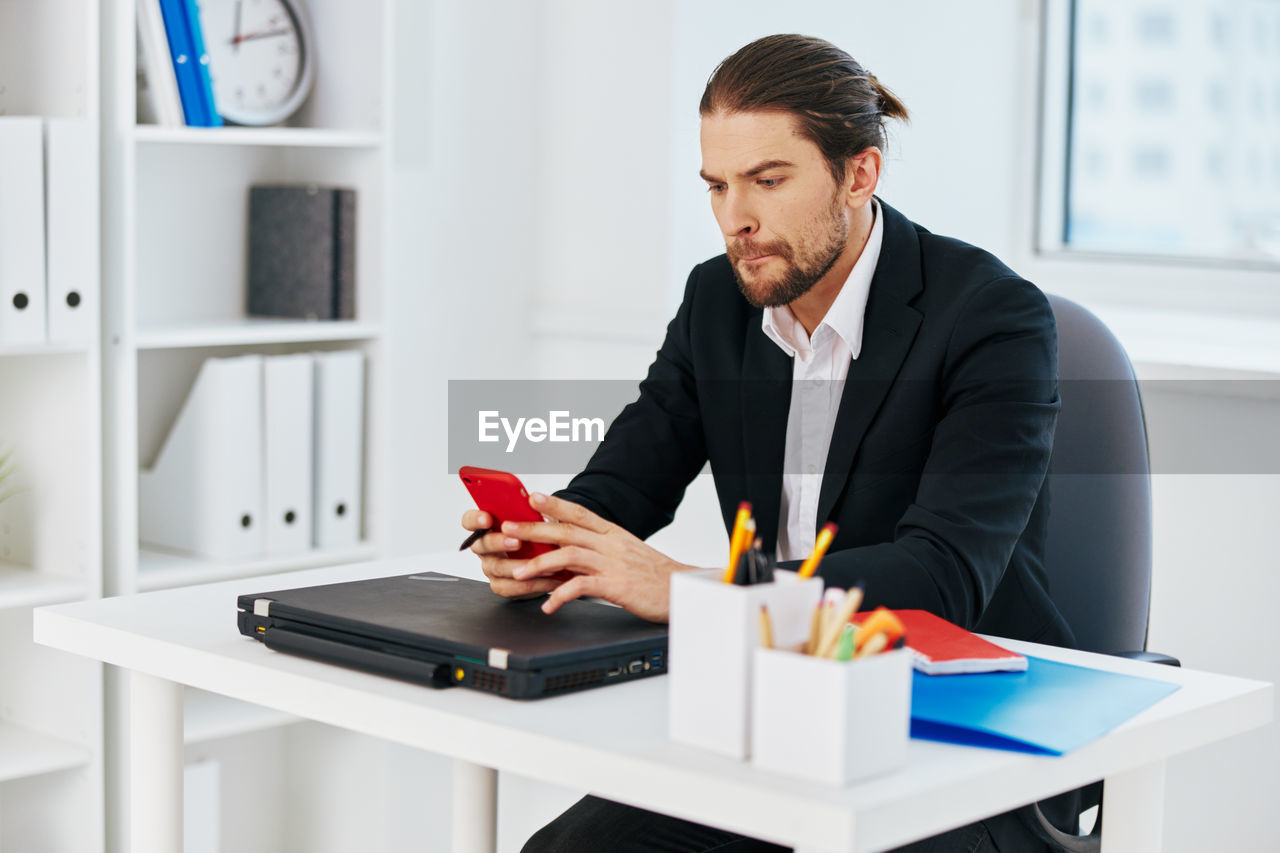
[182,0,223,127]
[909,655,1180,755]
[158,0,222,127]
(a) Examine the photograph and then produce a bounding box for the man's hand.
[460,508,566,600]
[500,493,694,622]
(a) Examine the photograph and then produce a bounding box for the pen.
[804,602,823,655]
[458,527,490,551]
[797,522,838,579]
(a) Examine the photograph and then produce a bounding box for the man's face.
[700,110,852,308]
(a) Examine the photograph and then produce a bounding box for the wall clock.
[200,0,316,126]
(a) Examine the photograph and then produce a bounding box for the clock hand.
[230,28,291,47]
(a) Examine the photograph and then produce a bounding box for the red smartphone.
[459,466,557,560]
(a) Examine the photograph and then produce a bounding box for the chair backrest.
[1043,294,1152,654]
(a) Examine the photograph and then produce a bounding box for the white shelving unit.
[0,1,105,850]
[97,1,396,851]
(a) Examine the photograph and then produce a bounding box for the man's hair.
[699,34,909,183]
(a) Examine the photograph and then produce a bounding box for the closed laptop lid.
[237,571,667,670]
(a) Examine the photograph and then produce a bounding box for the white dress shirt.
[762,199,884,562]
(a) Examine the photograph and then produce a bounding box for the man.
[462,34,1075,853]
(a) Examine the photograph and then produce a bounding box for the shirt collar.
[760,198,884,361]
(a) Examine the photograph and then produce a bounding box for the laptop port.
[628,660,644,674]
[607,666,623,677]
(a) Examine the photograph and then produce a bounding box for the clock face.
[200,0,314,125]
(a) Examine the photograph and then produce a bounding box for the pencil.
[758,604,774,650]
[722,502,753,583]
[854,631,889,659]
[815,585,864,659]
[833,624,857,661]
[804,603,823,655]
[796,522,838,579]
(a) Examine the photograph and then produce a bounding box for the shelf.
[0,723,91,784]
[184,688,299,745]
[132,125,384,149]
[0,343,90,358]
[137,543,378,592]
[0,565,88,611]
[135,319,382,350]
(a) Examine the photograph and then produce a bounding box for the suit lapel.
[740,312,792,552]
[816,200,924,530]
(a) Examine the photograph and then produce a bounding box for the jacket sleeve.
[554,266,708,539]
[783,277,1060,629]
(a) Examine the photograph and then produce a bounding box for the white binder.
[263,354,314,556]
[140,355,265,561]
[136,0,184,126]
[0,118,48,345]
[44,119,97,346]
[312,350,365,549]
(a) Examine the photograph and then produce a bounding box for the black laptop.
[236,571,668,699]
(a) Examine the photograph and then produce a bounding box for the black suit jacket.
[558,199,1074,648]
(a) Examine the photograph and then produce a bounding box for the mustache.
[728,239,790,262]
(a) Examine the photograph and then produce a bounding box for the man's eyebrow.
[699,159,796,183]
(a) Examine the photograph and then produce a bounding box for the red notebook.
[856,609,1027,675]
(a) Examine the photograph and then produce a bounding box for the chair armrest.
[1112,650,1181,667]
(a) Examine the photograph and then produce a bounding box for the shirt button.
[811,378,824,388]
[806,464,818,474]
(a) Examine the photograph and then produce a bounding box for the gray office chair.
[1016,294,1178,852]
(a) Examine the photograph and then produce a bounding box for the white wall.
[386,1,1278,849]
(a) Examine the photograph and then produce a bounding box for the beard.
[727,190,850,309]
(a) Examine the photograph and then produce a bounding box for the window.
[1039,0,1280,266]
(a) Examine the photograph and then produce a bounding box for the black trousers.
[521,795,1057,853]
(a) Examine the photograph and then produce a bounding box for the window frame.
[1016,0,1280,318]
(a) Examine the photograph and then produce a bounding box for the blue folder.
[158,0,222,127]
[182,0,223,127]
[909,655,1180,755]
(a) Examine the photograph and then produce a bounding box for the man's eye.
[706,184,726,194]
[759,178,782,189]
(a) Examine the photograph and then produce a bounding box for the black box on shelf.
[247,185,357,321]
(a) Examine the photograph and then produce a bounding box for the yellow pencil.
[758,604,774,649]
[722,502,753,583]
[797,522,838,580]
[804,603,823,655]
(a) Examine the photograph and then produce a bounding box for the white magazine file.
[312,350,365,549]
[140,355,266,561]
[263,353,315,555]
[0,118,48,345]
[44,118,97,346]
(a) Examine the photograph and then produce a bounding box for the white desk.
[33,552,1272,853]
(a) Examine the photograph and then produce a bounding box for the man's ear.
[845,147,883,207]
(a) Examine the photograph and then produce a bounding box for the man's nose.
[720,189,758,238]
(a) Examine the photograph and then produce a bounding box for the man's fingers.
[461,509,491,530]
[472,530,519,556]
[541,574,603,614]
[514,546,603,580]
[488,576,563,600]
[530,493,612,535]
[500,519,596,549]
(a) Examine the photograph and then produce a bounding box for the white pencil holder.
[750,646,911,785]
[668,568,823,759]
